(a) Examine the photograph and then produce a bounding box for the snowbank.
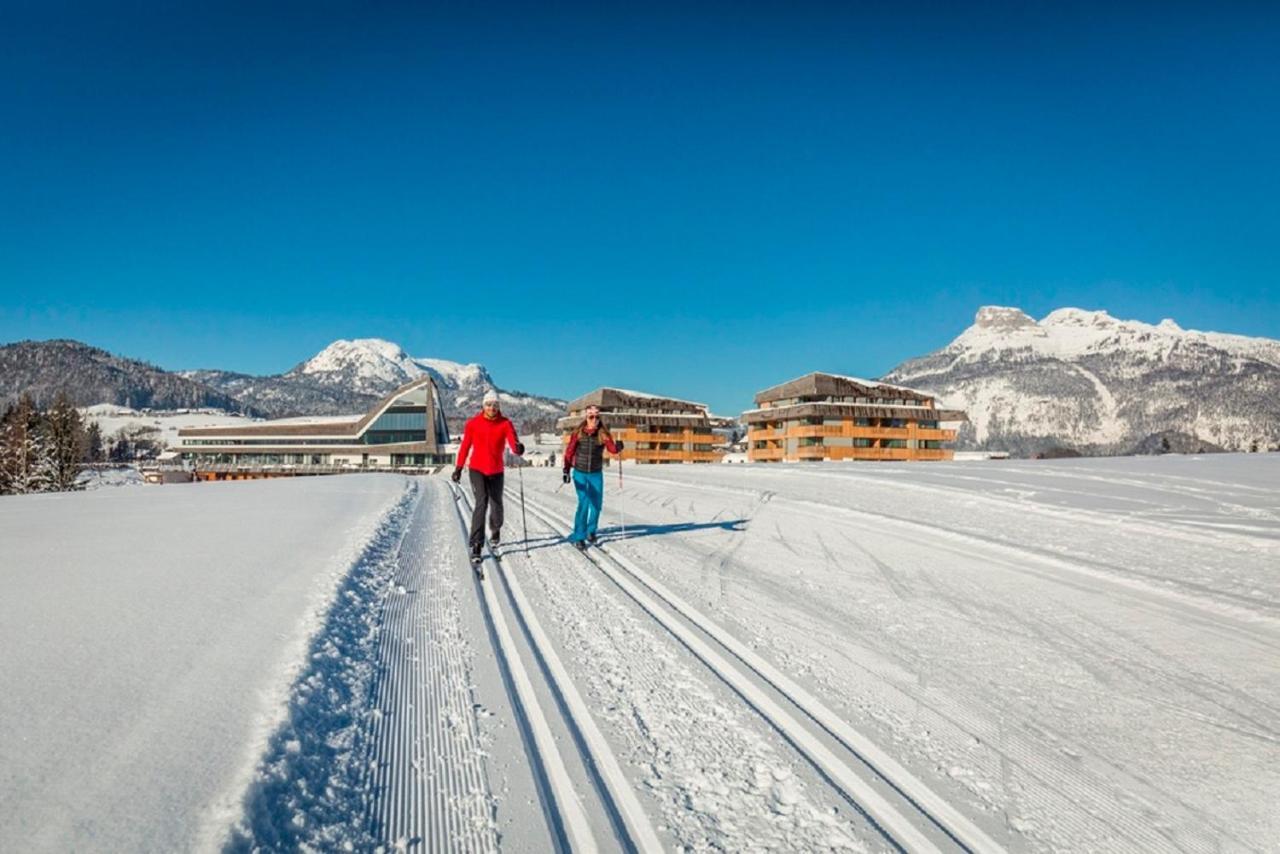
[0,475,411,852]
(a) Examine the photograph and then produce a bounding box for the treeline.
[1,392,101,495]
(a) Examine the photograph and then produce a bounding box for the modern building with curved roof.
[176,376,452,479]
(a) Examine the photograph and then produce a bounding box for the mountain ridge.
[882,306,1280,455]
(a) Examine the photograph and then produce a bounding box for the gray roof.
[565,387,709,414]
[753,372,933,406]
[743,402,968,424]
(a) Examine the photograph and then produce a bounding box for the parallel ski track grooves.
[364,486,497,851]
[449,483,609,853]
[524,495,1008,854]
[623,475,1248,853]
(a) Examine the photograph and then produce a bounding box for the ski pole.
[618,456,626,539]
[518,460,528,555]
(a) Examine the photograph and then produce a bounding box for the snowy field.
[1,455,1277,852]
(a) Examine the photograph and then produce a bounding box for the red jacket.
[456,412,519,476]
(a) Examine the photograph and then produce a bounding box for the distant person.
[453,390,524,564]
[548,451,556,469]
[562,404,622,550]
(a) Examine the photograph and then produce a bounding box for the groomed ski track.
[229,456,1277,852]
[518,494,1004,854]
[446,482,663,853]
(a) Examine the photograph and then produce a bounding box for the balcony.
[789,425,911,440]
[630,449,724,463]
[749,447,785,461]
[623,430,713,443]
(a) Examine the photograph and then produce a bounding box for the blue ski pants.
[570,469,604,542]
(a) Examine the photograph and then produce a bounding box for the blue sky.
[2,2,1277,413]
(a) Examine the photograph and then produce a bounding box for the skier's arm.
[506,421,523,455]
[563,434,578,470]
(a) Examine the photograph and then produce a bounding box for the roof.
[565,387,709,414]
[742,402,968,424]
[556,413,716,431]
[752,372,934,406]
[177,375,442,439]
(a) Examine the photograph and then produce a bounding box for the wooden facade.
[745,373,965,463]
[558,388,726,465]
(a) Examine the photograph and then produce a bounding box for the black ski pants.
[468,469,504,553]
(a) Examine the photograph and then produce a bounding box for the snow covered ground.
[0,475,410,851]
[80,403,254,447]
[2,454,1277,852]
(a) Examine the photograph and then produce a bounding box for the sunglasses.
[484,401,499,407]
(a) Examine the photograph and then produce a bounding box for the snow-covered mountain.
[883,307,1280,456]
[185,338,564,429]
[287,338,562,428]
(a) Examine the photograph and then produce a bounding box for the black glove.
[614,440,624,452]
[450,468,462,483]
[515,441,526,455]
[562,469,571,484]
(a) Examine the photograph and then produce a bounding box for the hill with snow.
[0,340,258,414]
[883,306,1280,456]
[190,338,564,429]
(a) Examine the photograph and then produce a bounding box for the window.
[919,420,938,429]
[886,440,907,448]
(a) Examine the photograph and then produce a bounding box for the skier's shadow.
[508,519,747,552]
[595,518,747,544]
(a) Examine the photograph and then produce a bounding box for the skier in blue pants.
[562,404,622,550]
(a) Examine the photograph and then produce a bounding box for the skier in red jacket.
[452,390,524,564]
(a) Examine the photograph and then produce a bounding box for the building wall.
[560,424,724,464]
[747,416,956,462]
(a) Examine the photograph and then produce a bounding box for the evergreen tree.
[1,394,46,495]
[44,391,87,491]
[85,421,104,463]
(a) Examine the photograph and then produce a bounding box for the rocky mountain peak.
[884,306,1280,455]
[973,306,1037,331]
[1040,307,1117,328]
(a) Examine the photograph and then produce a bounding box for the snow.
[81,405,253,446]
[950,305,1280,368]
[3,455,1277,852]
[521,454,1279,852]
[0,475,410,852]
[415,357,488,389]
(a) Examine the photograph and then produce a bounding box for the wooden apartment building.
[558,388,725,464]
[745,372,965,462]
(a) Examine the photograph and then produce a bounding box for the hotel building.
[745,372,965,462]
[558,388,725,464]
[176,376,452,480]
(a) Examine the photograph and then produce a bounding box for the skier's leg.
[571,470,590,541]
[488,472,505,542]
[468,469,488,553]
[585,471,604,538]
